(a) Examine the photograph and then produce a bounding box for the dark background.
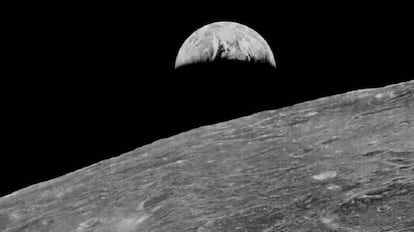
[2,3,413,196]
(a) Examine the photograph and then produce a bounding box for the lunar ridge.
[1,80,414,232]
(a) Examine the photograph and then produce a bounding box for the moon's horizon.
[175,21,276,69]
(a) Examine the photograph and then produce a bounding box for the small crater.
[289,153,305,158]
[312,171,337,181]
[75,218,103,232]
[320,137,341,145]
[327,184,341,190]
[361,150,386,157]
[302,146,316,154]
[286,117,311,126]
[376,205,393,213]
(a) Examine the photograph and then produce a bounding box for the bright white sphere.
[175,21,276,69]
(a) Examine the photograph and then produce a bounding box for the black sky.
[2,3,413,195]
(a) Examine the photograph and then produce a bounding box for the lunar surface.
[175,21,276,69]
[1,80,414,232]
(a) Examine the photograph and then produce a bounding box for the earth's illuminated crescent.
[175,21,276,69]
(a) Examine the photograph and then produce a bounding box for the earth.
[175,21,276,69]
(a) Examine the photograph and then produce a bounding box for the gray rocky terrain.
[1,80,413,232]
